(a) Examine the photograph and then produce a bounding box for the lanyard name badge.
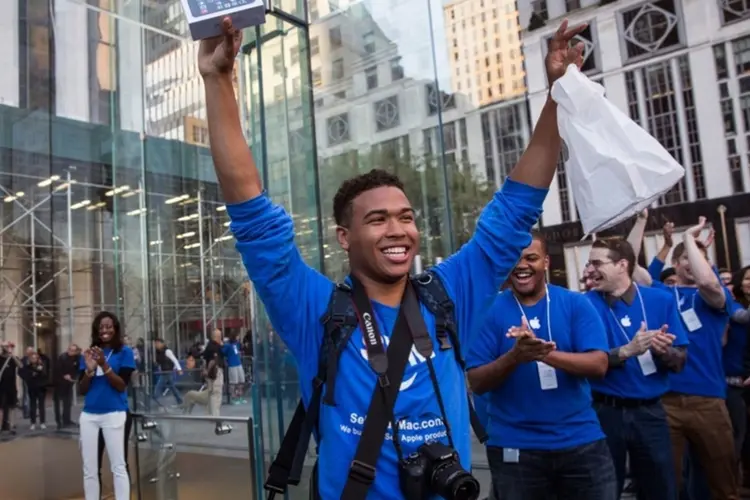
[608,286,657,376]
[96,350,113,377]
[674,288,702,332]
[514,286,557,391]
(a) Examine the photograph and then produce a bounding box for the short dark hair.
[90,311,123,352]
[731,266,750,307]
[591,237,636,277]
[332,169,405,226]
[530,230,548,255]
[659,267,676,282]
[672,240,706,262]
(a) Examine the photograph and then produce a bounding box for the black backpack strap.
[413,271,488,444]
[264,284,358,499]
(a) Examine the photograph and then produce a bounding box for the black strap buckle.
[348,460,376,485]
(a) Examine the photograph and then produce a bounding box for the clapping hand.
[506,319,557,363]
[84,350,98,372]
[649,325,676,355]
[662,221,675,248]
[621,322,657,358]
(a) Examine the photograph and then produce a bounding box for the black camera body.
[398,441,480,500]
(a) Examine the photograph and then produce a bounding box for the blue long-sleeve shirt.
[227,178,546,499]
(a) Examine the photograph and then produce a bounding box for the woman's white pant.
[80,410,129,500]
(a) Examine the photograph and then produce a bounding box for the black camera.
[398,441,480,500]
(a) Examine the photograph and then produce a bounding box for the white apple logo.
[621,316,632,328]
[529,317,541,330]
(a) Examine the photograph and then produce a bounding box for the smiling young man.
[466,234,614,500]
[584,237,688,500]
[198,17,585,500]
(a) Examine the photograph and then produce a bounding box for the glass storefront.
[4,0,514,494]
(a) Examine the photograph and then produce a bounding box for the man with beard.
[648,217,737,500]
[198,15,586,500]
[584,237,688,500]
[467,233,615,500]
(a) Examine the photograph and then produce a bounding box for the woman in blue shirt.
[78,311,135,500]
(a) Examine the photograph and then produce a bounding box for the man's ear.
[336,226,350,251]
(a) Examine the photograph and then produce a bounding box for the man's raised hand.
[198,17,243,78]
[545,19,588,87]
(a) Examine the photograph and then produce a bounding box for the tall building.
[518,0,750,289]
[443,0,526,105]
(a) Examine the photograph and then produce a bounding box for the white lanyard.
[513,285,553,342]
[673,287,696,312]
[608,285,649,342]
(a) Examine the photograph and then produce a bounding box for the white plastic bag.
[551,64,685,236]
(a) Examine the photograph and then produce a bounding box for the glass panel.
[132,413,257,499]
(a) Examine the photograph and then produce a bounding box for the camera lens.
[431,463,480,500]
[450,474,480,500]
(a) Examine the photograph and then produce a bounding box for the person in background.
[20,350,49,431]
[660,268,679,286]
[584,237,688,500]
[0,341,22,434]
[468,233,614,500]
[636,217,737,500]
[182,328,225,428]
[21,346,34,419]
[78,311,135,500]
[720,269,734,293]
[222,333,245,404]
[54,344,80,430]
[152,338,183,407]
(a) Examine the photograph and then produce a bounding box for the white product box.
[180,0,267,41]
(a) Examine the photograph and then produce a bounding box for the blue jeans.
[595,400,677,500]
[152,373,182,405]
[487,439,617,500]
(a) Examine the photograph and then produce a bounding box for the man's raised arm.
[199,19,261,203]
[508,20,586,189]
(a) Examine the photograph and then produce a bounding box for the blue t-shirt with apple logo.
[226,179,547,499]
[79,346,135,414]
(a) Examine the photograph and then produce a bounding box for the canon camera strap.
[341,276,419,500]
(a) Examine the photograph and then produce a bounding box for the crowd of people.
[1,15,749,500]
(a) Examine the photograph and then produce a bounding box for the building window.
[531,0,548,21]
[390,58,404,81]
[375,136,410,168]
[273,55,283,74]
[544,22,599,74]
[327,113,350,146]
[620,1,682,63]
[718,0,750,25]
[423,120,469,166]
[363,32,375,54]
[274,84,284,102]
[712,36,750,193]
[625,56,707,205]
[309,0,319,21]
[20,0,56,112]
[332,58,344,81]
[426,83,456,116]
[312,68,322,87]
[310,37,320,56]
[329,27,342,49]
[565,0,581,11]
[374,96,400,132]
[557,143,571,222]
[292,77,301,96]
[480,103,529,187]
[365,66,378,90]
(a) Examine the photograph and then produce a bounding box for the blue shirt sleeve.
[432,179,547,347]
[466,295,507,370]
[570,293,609,353]
[120,347,136,370]
[78,354,85,371]
[227,194,334,366]
[647,258,665,281]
